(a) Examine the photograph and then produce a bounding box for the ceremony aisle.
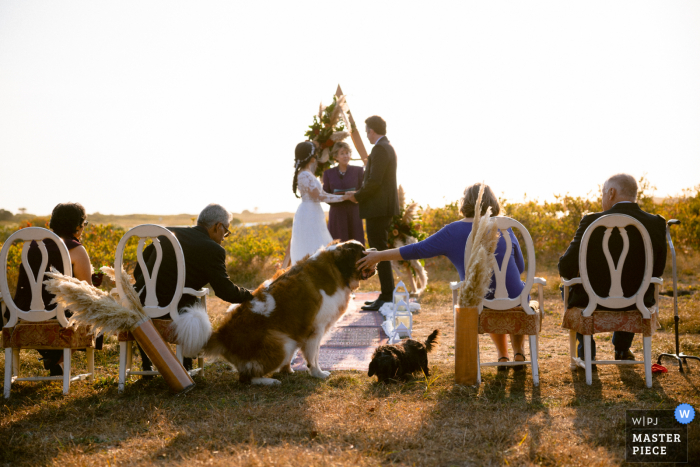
[291,292,388,372]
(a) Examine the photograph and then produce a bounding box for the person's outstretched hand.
[356,249,381,271]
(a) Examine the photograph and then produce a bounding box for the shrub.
[223,222,291,288]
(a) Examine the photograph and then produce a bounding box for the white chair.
[115,224,209,393]
[561,214,662,388]
[451,217,546,386]
[1,227,94,398]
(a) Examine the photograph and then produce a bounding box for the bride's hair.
[293,141,316,198]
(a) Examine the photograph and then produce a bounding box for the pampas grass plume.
[397,185,406,209]
[102,266,145,316]
[459,183,499,307]
[44,268,147,334]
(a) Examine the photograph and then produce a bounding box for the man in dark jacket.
[134,203,253,370]
[558,174,666,361]
[350,115,400,310]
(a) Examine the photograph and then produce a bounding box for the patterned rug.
[292,292,387,372]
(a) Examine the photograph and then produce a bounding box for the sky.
[1,1,698,216]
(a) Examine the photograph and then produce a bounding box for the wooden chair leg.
[87,348,95,381]
[119,341,128,393]
[198,357,204,374]
[530,334,539,387]
[569,330,578,369]
[584,335,593,385]
[62,348,71,395]
[643,336,652,388]
[4,348,12,399]
[12,348,19,377]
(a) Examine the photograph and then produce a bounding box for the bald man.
[558,173,667,362]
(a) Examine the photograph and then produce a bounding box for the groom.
[350,115,399,311]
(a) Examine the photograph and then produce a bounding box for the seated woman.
[11,202,96,376]
[357,183,528,369]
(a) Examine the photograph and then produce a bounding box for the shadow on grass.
[358,364,554,465]
[0,360,330,465]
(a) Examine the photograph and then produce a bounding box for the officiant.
[322,141,365,243]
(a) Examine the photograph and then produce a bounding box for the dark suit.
[354,136,400,300]
[134,225,253,312]
[133,225,252,371]
[558,202,667,357]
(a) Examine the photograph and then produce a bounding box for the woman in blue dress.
[357,183,528,369]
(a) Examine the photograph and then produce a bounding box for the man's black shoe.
[183,358,193,371]
[364,300,377,306]
[361,300,387,311]
[615,349,635,361]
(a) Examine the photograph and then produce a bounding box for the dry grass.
[2,261,700,466]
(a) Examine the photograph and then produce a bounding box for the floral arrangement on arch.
[389,186,429,295]
[303,95,352,178]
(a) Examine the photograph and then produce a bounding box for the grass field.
[0,211,295,231]
[1,258,699,466]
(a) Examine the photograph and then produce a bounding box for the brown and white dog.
[202,240,376,385]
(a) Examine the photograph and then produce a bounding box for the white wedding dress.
[290,170,346,265]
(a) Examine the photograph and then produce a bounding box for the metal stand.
[657,219,700,372]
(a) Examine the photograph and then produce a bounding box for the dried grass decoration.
[304,94,352,177]
[458,184,500,307]
[44,266,148,334]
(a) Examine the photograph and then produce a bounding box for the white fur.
[262,279,272,289]
[171,303,212,357]
[250,293,276,317]
[273,333,299,373]
[226,303,240,313]
[302,287,351,379]
[310,247,325,261]
[252,377,281,385]
[244,360,264,374]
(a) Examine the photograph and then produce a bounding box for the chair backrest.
[578,214,653,317]
[114,224,185,320]
[463,217,536,313]
[0,227,72,327]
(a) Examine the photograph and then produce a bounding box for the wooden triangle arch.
[281,85,366,268]
[335,85,368,163]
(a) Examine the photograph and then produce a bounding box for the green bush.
[223,221,291,288]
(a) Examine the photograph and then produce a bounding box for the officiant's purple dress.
[322,165,365,243]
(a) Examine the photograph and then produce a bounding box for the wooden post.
[335,85,368,165]
[282,239,292,269]
[454,305,479,385]
[131,318,195,394]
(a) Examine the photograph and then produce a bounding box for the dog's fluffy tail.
[424,329,440,353]
[171,303,212,358]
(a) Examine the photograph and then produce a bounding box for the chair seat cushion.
[478,302,541,335]
[2,321,94,349]
[117,319,176,343]
[561,306,659,337]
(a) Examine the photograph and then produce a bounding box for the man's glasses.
[221,223,231,238]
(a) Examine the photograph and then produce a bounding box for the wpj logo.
[626,409,688,463]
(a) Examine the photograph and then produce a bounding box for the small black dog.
[368,330,440,382]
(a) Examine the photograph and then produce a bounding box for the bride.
[291,141,355,265]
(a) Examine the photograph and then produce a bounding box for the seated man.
[558,173,666,362]
[133,203,253,370]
